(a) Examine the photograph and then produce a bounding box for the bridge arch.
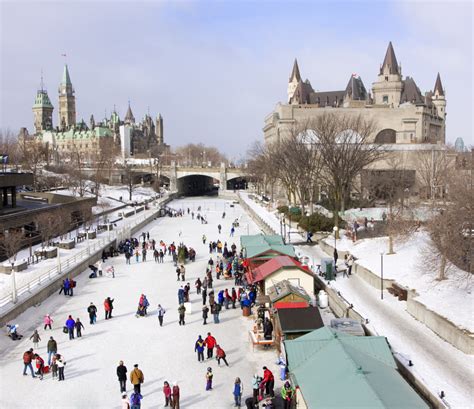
[176,174,219,196]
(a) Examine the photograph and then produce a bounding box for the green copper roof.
[240,234,295,258]
[61,64,72,86]
[40,126,112,140]
[33,90,54,109]
[285,327,428,409]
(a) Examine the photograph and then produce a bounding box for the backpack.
[62,326,68,334]
[70,280,76,288]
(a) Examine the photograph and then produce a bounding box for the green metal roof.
[33,90,53,109]
[284,327,428,409]
[40,126,112,140]
[241,234,295,258]
[61,64,72,85]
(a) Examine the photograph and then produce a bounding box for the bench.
[248,330,273,351]
[388,283,408,301]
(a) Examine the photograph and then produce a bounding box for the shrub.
[277,205,289,214]
[298,213,340,233]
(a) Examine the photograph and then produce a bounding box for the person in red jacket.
[215,345,229,367]
[163,381,172,407]
[261,366,274,397]
[22,348,36,378]
[204,332,217,359]
[34,353,45,380]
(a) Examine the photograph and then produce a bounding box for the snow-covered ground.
[0,198,285,409]
[240,192,474,408]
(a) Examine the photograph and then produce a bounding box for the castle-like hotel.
[29,64,166,160]
[264,42,446,146]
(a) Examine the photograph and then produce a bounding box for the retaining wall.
[237,195,275,235]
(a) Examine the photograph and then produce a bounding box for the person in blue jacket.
[178,287,184,305]
[194,335,205,362]
[65,315,75,340]
[217,290,224,306]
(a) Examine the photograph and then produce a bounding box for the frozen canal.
[0,197,279,409]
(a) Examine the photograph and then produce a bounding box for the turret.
[124,101,135,124]
[432,72,446,120]
[58,64,76,128]
[156,114,164,145]
[32,74,54,133]
[372,42,403,106]
[287,59,301,103]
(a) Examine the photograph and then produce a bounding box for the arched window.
[335,129,362,144]
[374,129,396,144]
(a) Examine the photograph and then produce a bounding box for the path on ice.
[0,198,278,409]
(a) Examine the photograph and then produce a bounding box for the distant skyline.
[0,0,472,158]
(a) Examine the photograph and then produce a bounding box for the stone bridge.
[107,162,247,194]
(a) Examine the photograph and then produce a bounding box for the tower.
[156,114,164,145]
[32,75,54,133]
[432,72,446,143]
[372,42,403,106]
[58,64,76,129]
[124,101,135,124]
[287,59,301,103]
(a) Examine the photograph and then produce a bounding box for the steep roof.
[380,41,400,75]
[345,75,368,100]
[124,103,135,122]
[61,64,72,86]
[289,59,301,82]
[309,90,345,107]
[267,279,311,303]
[250,255,312,283]
[33,90,54,109]
[290,79,314,104]
[241,234,295,259]
[433,72,445,96]
[400,76,424,104]
[285,327,429,409]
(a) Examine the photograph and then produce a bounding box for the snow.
[239,193,474,408]
[0,197,286,408]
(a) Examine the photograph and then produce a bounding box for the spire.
[380,42,399,75]
[40,69,44,91]
[61,64,72,86]
[124,101,135,123]
[433,72,444,96]
[289,58,301,82]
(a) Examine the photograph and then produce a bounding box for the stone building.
[264,42,449,198]
[32,64,166,161]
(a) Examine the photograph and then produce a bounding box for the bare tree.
[415,147,455,200]
[174,143,227,167]
[121,160,135,201]
[0,128,19,170]
[66,146,87,197]
[312,113,383,236]
[91,137,118,197]
[35,212,63,248]
[17,135,46,190]
[0,229,25,266]
[246,141,278,197]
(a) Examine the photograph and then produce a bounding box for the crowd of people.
[12,203,296,409]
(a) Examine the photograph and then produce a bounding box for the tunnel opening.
[177,175,219,196]
[226,177,248,190]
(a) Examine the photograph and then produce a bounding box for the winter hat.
[134,364,138,368]
[122,393,127,398]
[262,366,267,370]
[207,367,212,371]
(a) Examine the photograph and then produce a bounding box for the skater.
[130,391,143,409]
[205,367,213,391]
[178,287,184,305]
[104,297,114,320]
[231,288,237,309]
[224,289,231,309]
[135,249,140,263]
[263,318,273,341]
[205,332,216,358]
[22,348,36,378]
[202,305,209,325]
[88,302,97,324]
[195,278,202,295]
[154,249,159,262]
[57,354,66,381]
[163,381,172,407]
[222,211,226,219]
[159,249,164,263]
[172,382,180,409]
[65,315,75,340]
[211,302,220,324]
[75,318,84,337]
[281,381,296,409]
[98,260,103,277]
[125,251,131,265]
[47,336,57,365]
[230,226,235,237]
[261,366,275,397]
[333,248,338,267]
[202,287,207,305]
[157,304,166,326]
[117,360,128,393]
[122,393,130,409]
[252,373,262,405]
[345,254,354,276]
[43,314,53,330]
[195,335,205,362]
[233,377,243,407]
[218,224,222,234]
[202,234,207,244]
[178,304,186,325]
[142,248,147,262]
[180,265,185,281]
[51,355,58,379]
[216,345,229,366]
[29,329,41,348]
[69,278,76,296]
[34,353,45,380]
[130,364,144,394]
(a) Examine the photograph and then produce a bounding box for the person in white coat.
[121,393,130,409]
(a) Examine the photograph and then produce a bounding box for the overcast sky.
[0,0,472,159]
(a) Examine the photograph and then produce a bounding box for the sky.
[0,0,472,159]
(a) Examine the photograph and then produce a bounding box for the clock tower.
[58,64,76,129]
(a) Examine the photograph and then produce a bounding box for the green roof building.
[284,327,428,409]
[240,234,295,263]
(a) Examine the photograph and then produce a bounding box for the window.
[385,76,388,81]
[383,95,389,103]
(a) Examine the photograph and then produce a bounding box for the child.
[163,381,172,407]
[206,367,213,391]
[233,377,243,407]
[51,355,58,379]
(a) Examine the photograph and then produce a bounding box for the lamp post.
[333,226,339,251]
[11,263,17,304]
[380,252,384,300]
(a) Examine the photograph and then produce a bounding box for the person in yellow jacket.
[281,381,295,409]
[130,364,144,394]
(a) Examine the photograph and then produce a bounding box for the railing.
[0,206,160,311]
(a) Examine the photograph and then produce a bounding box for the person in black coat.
[87,303,97,324]
[117,361,127,392]
[74,318,85,337]
[263,318,273,340]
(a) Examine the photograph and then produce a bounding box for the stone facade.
[264,42,446,147]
